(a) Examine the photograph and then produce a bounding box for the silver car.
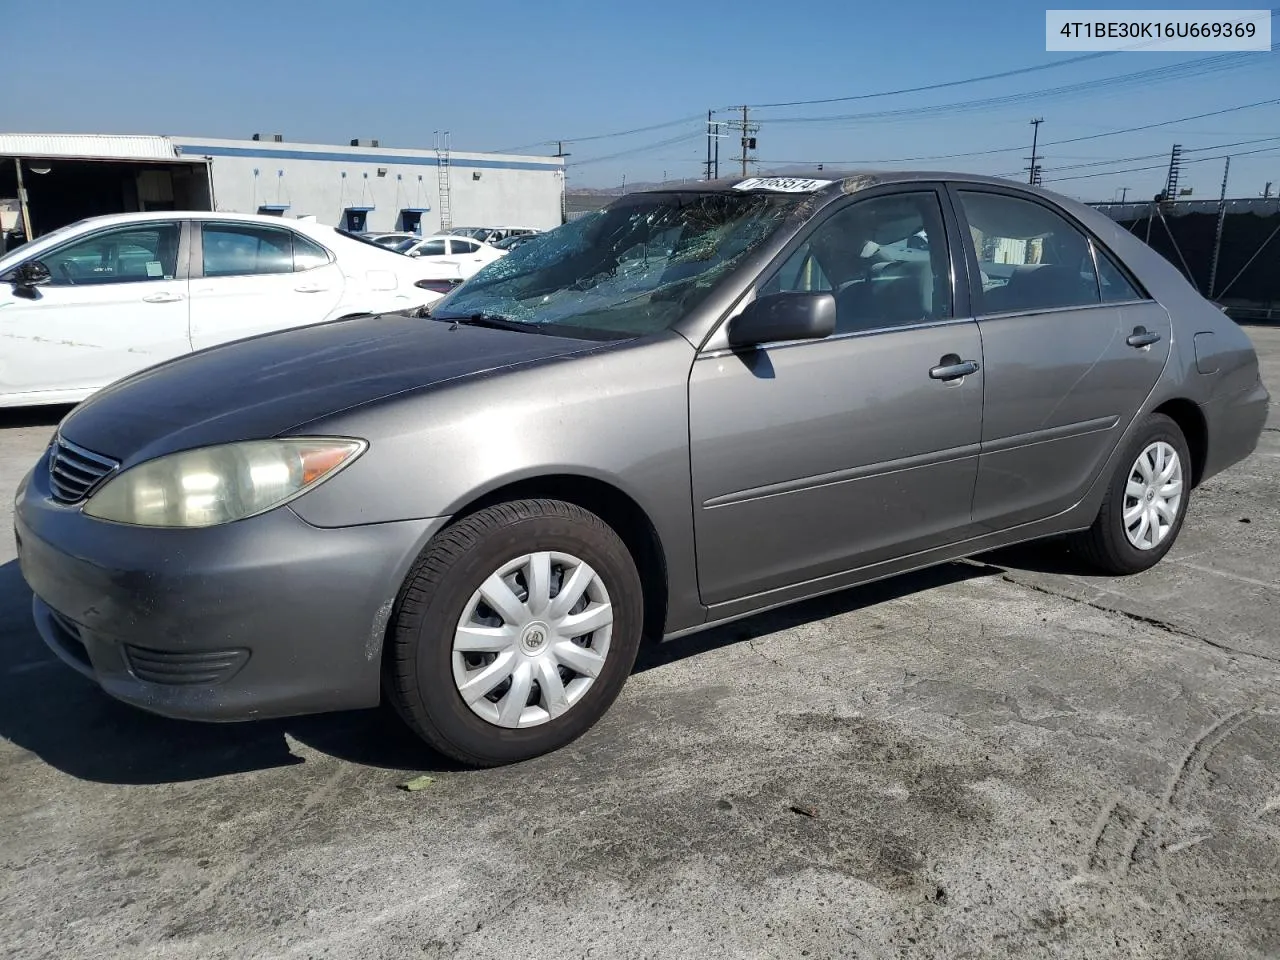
[15,173,1269,766]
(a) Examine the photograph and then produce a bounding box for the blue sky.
[7,0,1279,200]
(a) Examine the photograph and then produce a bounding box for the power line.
[1043,142,1280,183]
[741,51,1118,109]
[999,136,1280,177]
[754,48,1274,127]
[494,115,706,154]
[571,131,706,167]
[749,96,1280,167]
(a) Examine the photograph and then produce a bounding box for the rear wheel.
[386,499,643,766]
[1070,413,1190,574]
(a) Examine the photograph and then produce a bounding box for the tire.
[386,499,643,767]
[1070,413,1191,575]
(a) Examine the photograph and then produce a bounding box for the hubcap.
[452,551,613,729]
[1123,441,1183,551]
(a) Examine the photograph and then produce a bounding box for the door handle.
[294,284,330,293]
[929,355,980,381]
[141,293,183,303]
[1127,326,1161,348]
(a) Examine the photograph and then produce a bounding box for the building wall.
[170,137,563,234]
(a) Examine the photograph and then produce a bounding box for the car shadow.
[634,561,988,673]
[0,556,990,786]
[975,536,1099,577]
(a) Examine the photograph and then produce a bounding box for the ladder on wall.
[435,131,453,232]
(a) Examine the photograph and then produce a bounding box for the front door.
[949,187,1173,530]
[688,188,985,606]
[0,220,190,402]
[189,221,344,349]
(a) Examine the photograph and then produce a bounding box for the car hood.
[58,314,602,464]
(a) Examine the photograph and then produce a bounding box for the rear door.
[949,186,1172,530]
[688,186,985,606]
[0,219,190,401]
[189,221,344,348]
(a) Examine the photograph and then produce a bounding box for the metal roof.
[0,134,180,161]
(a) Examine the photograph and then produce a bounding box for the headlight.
[82,438,366,528]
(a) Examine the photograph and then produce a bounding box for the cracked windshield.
[431,192,799,336]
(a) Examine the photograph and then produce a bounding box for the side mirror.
[6,260,52,286]
[727,291,836,349]
[3,260,52,298]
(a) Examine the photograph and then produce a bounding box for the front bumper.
[14,451,442,722]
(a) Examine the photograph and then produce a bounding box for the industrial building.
[0,133,564,247]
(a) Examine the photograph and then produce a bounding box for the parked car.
[447,226,539,245]
[362,232,418,248]
[394,234,506,279]
[16,173,1268,767]
[0,212,442,407]
[492,233,541,252]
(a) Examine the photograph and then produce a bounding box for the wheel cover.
[1123,441,1183,551]
[451,551,613,729]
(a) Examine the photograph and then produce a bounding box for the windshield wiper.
[432,312,540,333]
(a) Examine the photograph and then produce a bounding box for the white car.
[394,234,506,279]
[362,232,418,248]
[448,226,539,244]
[0,212,443,407]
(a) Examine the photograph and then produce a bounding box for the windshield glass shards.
[429,192,801,338]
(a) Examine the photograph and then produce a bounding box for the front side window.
[202,224,294,277]
[761,192,953,333]
[40,222,181,286]
[956,191,1100,314]
[431,191,802,338]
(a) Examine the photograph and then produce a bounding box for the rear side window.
[450,239,480,254]
[956,190,1100,314]
[202,224,293,277]
[1094,243,1144,302]
[293,234,331,271]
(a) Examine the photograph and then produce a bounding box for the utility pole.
[705,110,713,181]
[1026,118,1044,186]
[741,105,749,177]
[13,159,32,240]
[713,121,720,179]
[1208,156,1231,299]
[554,140,571,225]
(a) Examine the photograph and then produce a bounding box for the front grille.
[123,645,250,686]
[48,435,119,504]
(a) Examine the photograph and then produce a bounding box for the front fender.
[287,332,705,633]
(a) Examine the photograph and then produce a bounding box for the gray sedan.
[14,173,1269,766]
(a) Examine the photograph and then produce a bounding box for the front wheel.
[385,499,643,766]
[1070,412,1190,575]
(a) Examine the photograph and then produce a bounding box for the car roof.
[636,170,1056,199]
[50,210,339,230]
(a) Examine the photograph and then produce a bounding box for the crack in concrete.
[964,559,1280,666]
[745,637,786,669]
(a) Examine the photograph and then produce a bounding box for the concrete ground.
[2,328,1279,960]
